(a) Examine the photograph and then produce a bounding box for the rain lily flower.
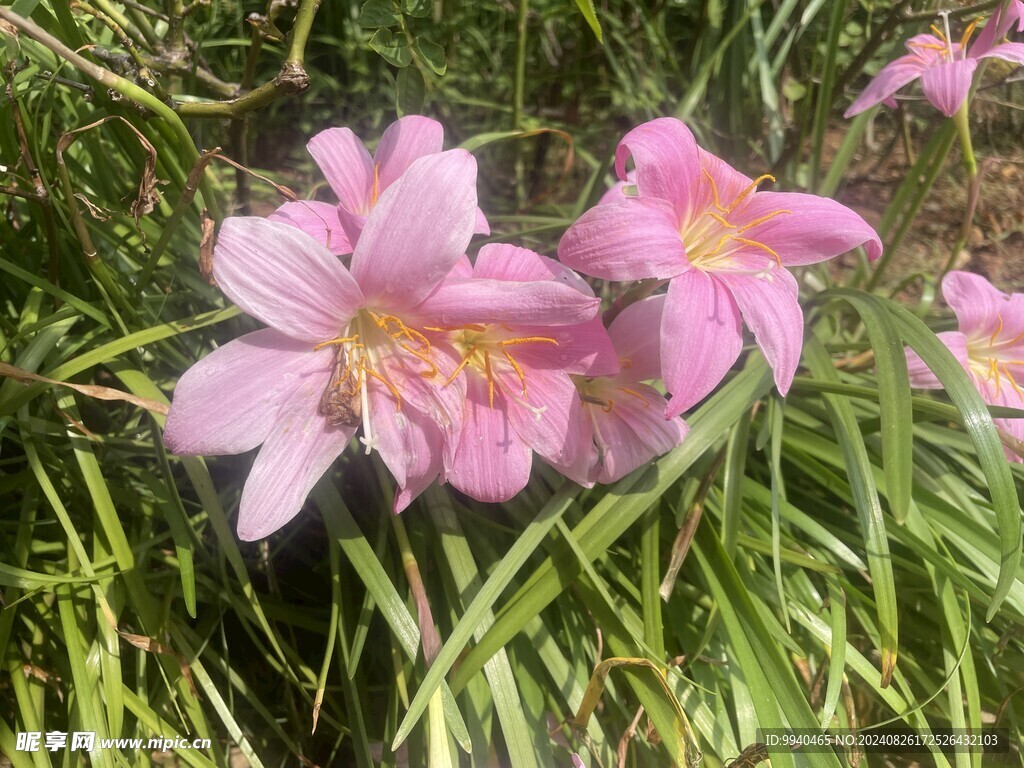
[552,295,688,486]
[165,151,483,539]
[906,270,1024,462]
[422,243,617,502]
[268,115,489,255]
[845,6,1024,118]
[558,117,881,417]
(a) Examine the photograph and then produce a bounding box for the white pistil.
[938,9,955,58]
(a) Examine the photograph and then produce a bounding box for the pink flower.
[907,270,1024,462]
[845,6,1024,118]
[421,243,617,502]
[165,151,483,539]
[552,295,688,485]
[558,118,881,417]
[268,116,489,255]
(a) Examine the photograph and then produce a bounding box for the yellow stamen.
[726,173,775,214]
[1002,364,1024,401]
[360,362,403,408]
[702,168,726,212]
[500,336,559,347]
[371,162,381,206]
[503,348,528,395]
[399,342,439,378]
[580,393,611,409]
[705,211,732,228]
[314,334,359,350]
[729,236,783,267]
[989,314,1005,347]
[930,23,947,42]
[738,209,792,233]
[960,17,980,48]
[616,386,652,408]
[484,352,495,407]
[445,344,478,386]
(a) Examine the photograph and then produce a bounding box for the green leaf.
[391,482,578,750]
[401,0,431,17]
[827,289,914,522]
[413,35,447,75]
[572,0,603,42]
[804,336,898,688]
[359,0,401,28]
[888,302,1022,621]
[369,28,413,67]
[396,65,425,116]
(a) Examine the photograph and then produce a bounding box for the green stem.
[939,102,981,281]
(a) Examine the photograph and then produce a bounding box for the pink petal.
[236,372,355,541]
[558,197,687,282]
[511,318,619,376]
[336,205,368,249]
[213,218,364,343]
[615,118,701,208]
[474,243,595,296]
[413,278,599,326]
[970,1,1024,56]
[498,364,580,464]
[906,331,968,389]
[474,207,491,236]
[736,191,882,264]
[367,387,444,513]
[546,399,597,487]
[448,254,474,279]
[374,116,445,190]
[661,270,743,416]
[598,171,635,205]
[592,384,688,483]
[941,270,1011,338]
[977,42,1024,64]
[449,375,532,502]
[165,329,333,456]
[608,295,666,381]
[267,200,352,256]
[844,56,925,117]
[920,58,977,117]
[719,268,804,397]
[307,127,374,214]
[350,150,478,310]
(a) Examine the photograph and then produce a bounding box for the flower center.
[314,309,440,450]
[680,169,790,276]
[966,313,1024,402]
[442,325,558,408]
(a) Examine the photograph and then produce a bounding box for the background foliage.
[1,1,1024,766]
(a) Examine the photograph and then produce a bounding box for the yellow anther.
[361,362,403,409]
[1002,363,1024,401]
[616,386,652,408]
[502,348,528,395]
[314,334,359,350]
[727,174,775,214]
[702,168,726,212]
[960,17,980,48]
[738,209,792,233]
[580,393,612,409]
[445,344,478,386]
[399,342,439,378]
[729,236,783,267]
[989,314,1005,347]
[930,23,947,42]
[500,336,559,347]
[705,211,733,228]
[484,352,495,408]
[371,162,381,206]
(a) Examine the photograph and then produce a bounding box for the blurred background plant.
[1,1,1023,766]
